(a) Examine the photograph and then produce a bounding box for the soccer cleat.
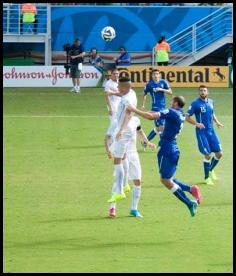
[70,87,76,92]
[108,208,116,217]
[129,210,143,218]
[75,88,81,93]
[191,185,202,204]
[107,192,126,203]
[188,200,198,217]
[204,177,214,185]
[124,184,131,194]
[141,141,147,151]
[209,170,218,181]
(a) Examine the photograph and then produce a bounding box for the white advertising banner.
[3,66,102,87]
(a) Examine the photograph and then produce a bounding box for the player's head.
[158,36,166,43]
[152,69,161,81]
[90,47,97,56]
[198,85,208,99]
[118,76,131,94]
[171,96,185,109]
[119,46,126,54]
[111,69,119,81]
[74,38,81,46]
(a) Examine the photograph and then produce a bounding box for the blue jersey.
[158,108,185,154]
[144,79,170,111]
[186,98,214,130]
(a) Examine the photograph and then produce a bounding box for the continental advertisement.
[117,66,229,88]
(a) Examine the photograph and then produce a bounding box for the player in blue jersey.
[141,69,172,148]
[127,96,201,217]
[186,85,224,185]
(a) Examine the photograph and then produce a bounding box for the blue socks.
[171,184,193,208]
[173,178,191,193]
[147,128,157,141]
[203,159,211,179]
[210,157,219,171]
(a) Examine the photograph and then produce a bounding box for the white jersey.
[104,79,121,115]
[126,116,141,153]
[115,89,137,135]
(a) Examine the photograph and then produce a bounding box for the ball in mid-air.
[101,26,116,41]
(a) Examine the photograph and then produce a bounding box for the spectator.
[20,3,38,34]
[225,44,233,66]
[88,47,104,69]
[114,47,131,66]
[69,38,86,93]
[154,36,170,66]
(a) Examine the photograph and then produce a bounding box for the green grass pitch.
[3,87,233,272]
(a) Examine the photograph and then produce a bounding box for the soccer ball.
[101,26,116,41]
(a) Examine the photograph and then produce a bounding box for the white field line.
[4,114,232,118]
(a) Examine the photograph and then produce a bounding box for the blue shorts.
[151,108,165,127]
[196,129,222,155]
[157,150,180,179]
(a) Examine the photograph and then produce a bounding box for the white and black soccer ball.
[101,26,116,41]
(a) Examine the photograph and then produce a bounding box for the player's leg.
[107,140,127,203]
[157,151,198,216]
[75,68,81,93]
[209,132,223,180]
[128,152,143,217]
[173,178,201,204]
[196,131,214,184]
[146,118,164,143]
[122,155,130,193]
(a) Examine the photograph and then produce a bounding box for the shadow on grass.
[38,215,136,224]
[5,238,176,251]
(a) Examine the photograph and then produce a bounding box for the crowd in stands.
[51,3,232,6]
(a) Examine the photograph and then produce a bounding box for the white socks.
[114,164,124,194]
[131,185,141,210]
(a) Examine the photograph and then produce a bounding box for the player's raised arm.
[127,105,160,120]
[213,114,224,128]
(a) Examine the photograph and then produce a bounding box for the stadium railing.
[152,5,233,66]
[3,3,47,34]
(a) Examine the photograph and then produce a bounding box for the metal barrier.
[3,3,47,34]
[152,6,233,66]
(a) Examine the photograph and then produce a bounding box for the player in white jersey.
[106,116,156,217]
[106,76,138,204]
[104,69,120,154]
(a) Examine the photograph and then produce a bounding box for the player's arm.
[159,87,172,95]
[127,105,160,120]
[116,110,132,140]
[185,115,205,129]
[137,127,156,150]
[104,91,113,116]
[141,94,147,110]
[106,91,122,97]
[104,135,113,160]
[156,80,172,95]
[213,114,224,128]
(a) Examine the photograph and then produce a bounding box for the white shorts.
[127,151,142,180]
[109,136,130,159]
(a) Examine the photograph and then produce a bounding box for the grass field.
[3,87,233,273]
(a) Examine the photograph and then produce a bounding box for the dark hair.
[119,46,126,51]
[152,69,160,74]
[198,85,208,90]
[173,96,185,108]
[111,68,119,73]
[74,38,80,43]
[158,36,165,44]
[119,76,131,83]
[90,47,97,52]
